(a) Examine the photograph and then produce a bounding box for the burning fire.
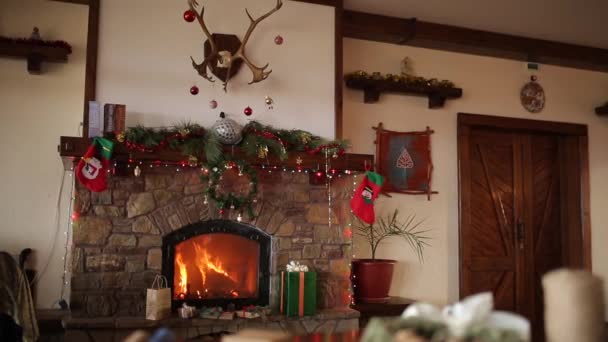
[173,233,259,300]
[175,253,188,296]
[193,243,232,287]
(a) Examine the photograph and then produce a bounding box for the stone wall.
[71,168,354,317]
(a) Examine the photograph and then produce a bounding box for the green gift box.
[280,271,316,317]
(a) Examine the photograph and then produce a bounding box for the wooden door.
[459,128,524,313]
[458,113,591,340]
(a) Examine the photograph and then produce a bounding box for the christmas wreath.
[201,160,258,220]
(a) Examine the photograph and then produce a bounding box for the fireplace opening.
[174,233,259,300]
[162,220,271,310]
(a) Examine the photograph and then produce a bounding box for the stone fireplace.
[70,166,357,332]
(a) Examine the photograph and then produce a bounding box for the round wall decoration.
[520,75,545,113]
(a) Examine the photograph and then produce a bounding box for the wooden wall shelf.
[0,40,71,74]
[344,75,463,108]
[596,103,608,116]
[58,136,374,171]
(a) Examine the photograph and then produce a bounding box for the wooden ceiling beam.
[48,0,90,5]
[343,10,608,73]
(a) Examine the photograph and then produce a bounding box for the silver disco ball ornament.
[211,112,242,145]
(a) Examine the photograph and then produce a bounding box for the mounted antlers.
[188,0,283,92]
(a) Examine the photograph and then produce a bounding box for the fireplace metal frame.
[162,219,271,311]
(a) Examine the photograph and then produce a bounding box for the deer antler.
[232,0,283,86]
[188,0,215,83]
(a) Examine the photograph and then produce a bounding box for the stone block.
[153,189,178,206]
[279,237,292,250]
[74,189,91,214]
[313,259,330,272]
[72,248,84,273]
[306,204,338,225]
[314,320,337,334]
[112,189,130,202]
[145,174,170,191]
[147,249,162,270]
[310,189,328,202]
[125,255,146,273]
[277,253,289,268]
[108,234,137,247]
[182,196,194,206]
[100,272,130,288]
[314,225,342,244]
[330,259,349,276]
[275,221,295,237]
[71,274,101,290]
[85,293,118,317]
[322,245,343,259]
[184,183,206,195]
[302,244,321,259]
[129,271,159,289]
[291,231,314,245]
[293,189,310,203]
[132,216,159,234]
[138,235,162,248]
[127,192,156,218]
[93,206,124,217]
[86,254,125,272]
[91,190,112,205]
[167,214,184,230]
[289,250,302,260]
[74,217,112,245]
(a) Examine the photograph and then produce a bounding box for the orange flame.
[175,253,188,296]
[194,243,232,287]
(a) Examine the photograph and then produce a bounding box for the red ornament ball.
[244,106,253,116]
[274,35,284,45]
[190,85,199,95]
[209,99,218,109]
[183,10,196,22]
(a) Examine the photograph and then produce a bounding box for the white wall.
[343,38,608,318]
[97,0,336,138]
[0,0,88,308]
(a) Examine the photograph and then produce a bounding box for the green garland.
[201,160,258,219]
[346,70,456,89]
[116,120,350,218]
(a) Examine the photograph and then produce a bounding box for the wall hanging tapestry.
[373,123,437,200]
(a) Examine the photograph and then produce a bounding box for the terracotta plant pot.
[351,259,396,303]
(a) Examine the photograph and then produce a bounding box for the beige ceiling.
[344,0,608,49]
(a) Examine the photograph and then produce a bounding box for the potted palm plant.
[352,209,430,303]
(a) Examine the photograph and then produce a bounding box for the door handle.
[516,219,525,250]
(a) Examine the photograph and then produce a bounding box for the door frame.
[457,113,592,300]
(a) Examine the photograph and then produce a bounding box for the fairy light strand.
[60,168,76,300]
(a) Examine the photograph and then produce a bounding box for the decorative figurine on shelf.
[186,0,283,92]
[30,27,41,40]
[400,56,413,75]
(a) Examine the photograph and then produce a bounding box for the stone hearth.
[70,167,355,318]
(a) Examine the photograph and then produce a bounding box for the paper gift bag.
[146,275,171,320]
[280,271,316,317]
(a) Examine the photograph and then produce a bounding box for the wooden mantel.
[58,136,374,171]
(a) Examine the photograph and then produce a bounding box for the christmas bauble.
[209,99,218,109]
[274,35,284,45]
[190,85,199,95]
[183,10,196,22]
[244,106,253,116]
[211,112,242,145]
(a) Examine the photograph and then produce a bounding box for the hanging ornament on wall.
[211,112,243,145]
[274,35,284,45]
[520,75,545,113]
[264,96,274,110]
[134,165,142,177]
[209,99,218,109]
[183,10,196,22]
[190,85,199,95]
[244,106,253,116]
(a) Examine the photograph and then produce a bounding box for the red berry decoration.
[274,35,284,45]
[183,10,196,22]
[244,106,253,116]
[190,85,199,95]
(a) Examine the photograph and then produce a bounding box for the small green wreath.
[201,159,258,219]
